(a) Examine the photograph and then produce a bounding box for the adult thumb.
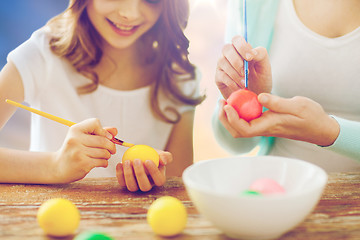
[258,93,294,114]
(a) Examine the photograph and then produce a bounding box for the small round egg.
[147,196,187,237]
[249,178,286,195]
[241,190,262,197]
[122,144,159,167]
[74,231,114,240]
[37,198,80,237]
[226,89,262,122]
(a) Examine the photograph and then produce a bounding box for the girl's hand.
[116,151,173,192]
[219,93,340,146]
[215,35,272,98]
[52,118,116,183]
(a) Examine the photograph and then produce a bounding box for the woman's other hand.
[219,93,340,146]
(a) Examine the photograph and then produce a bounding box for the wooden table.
[0,173,360,240]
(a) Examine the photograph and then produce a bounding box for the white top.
[269,0,360,171]
[8,27,199,177]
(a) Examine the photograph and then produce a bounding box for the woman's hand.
[116,150,173,192]
[219,93,340,146]
[215,35,272,98]
[52,118,116,183]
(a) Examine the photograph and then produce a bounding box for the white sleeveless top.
[269,0,360,171]
[8,27,199,177]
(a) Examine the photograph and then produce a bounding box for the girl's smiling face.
[87,0,162,50]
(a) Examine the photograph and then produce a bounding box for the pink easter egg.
[226,89,262,122]
[249,178,286,195]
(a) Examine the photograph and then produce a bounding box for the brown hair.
[46,0,205,123]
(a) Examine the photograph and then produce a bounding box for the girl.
[213,0,360,171]
[0,0,204,191]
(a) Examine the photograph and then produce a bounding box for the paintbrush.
[243,0,249,89]
[5,99,134,148]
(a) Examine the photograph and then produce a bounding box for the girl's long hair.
[46,0,205,123]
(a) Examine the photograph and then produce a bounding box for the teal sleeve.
[225,0,279,50]
[324,116,360,161]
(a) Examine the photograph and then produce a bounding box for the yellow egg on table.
[122,144,159,167]
[147,196,187,237]
[37,198,80,237]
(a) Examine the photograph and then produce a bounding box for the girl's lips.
[107,19,140,36]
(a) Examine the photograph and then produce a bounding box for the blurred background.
[0,0,230,163]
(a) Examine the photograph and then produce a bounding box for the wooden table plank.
[0,173,359,240]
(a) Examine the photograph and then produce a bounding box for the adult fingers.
[258,93,307,115]
[232,35,258,62]
[252,46,268,63]
[218,99,248,138]
[215,66,242,99]
[221,44,244,83]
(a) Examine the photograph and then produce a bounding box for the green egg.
[241,190,262,197]
[74,231,114,240]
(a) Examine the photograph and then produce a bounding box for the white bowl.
[182,156,327,240]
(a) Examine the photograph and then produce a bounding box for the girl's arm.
[165,110,195,176]
[0,148,57,183]
[0,61,116,184]
[0,61,57,183]
[0,62,24,129]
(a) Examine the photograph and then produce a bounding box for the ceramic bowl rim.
[183,156,328,200]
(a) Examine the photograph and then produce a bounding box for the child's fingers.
[145,160,166,187]
[116,163,126,187]
[133,159,152,192]
[85,147,112,160]
[158,151,172,166]
[123,160,139,192]
[80,135,116,154]
[76,118,113,140]
[90,159,109,169]
[104,127,118,138]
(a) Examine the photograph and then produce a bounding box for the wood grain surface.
[0,173,359,240]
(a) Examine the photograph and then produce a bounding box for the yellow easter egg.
[147,196,187,237]
[37,198,80,237]
[122,144,159,167]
